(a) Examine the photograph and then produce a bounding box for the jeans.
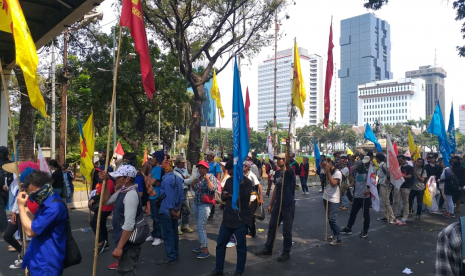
[117,246,141,276]
[300,176,308,192]
[323,199,340,240]
[3,214,22,252]
[66,187,73,204]
[160,214,179,261]
[341,191,349,208]
[215,224,248,274]
[149,199,162,239]
[446,195,454,214]
[379,185,395,222]
[265,203,295,253]
[178,190,191,229]
[193,202,211,247]
[347,197,371,233]
[0,194,8,231]
[90,210,112,243]
[408,190,425,216]
[393,188,411,221]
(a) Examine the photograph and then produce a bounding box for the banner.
[385,133,405,189]
[266,128,274,161]
[368,163,379,212]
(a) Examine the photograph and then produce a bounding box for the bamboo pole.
[0,63,29,276]
[92,26,122,276]
[218,109,224,158]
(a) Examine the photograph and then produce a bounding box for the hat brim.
[2,163,18,174]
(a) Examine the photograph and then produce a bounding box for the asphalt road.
[0,183,453,276]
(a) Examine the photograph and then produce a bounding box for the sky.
[97,0,465,130]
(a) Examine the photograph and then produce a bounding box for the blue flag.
[364,123,382,152]
[232,56,250,210]
[447,105,456,154]
[427,102,451,167]
[313,138,321,170]
[11,140,19,162]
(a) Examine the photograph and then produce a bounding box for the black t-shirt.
[273,168,296,207]
[51,169,65,189]
[425,163,443,181]
[253,158,262,170]
[222,176,253,229]
[400,164,414,189]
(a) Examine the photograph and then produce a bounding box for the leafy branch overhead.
[363,0,465,57]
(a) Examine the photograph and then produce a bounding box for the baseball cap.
[109,165,137,179]
[175,155,186,164]
[123,152,137,161]
[244,161,253,167]
[276,153,285,159]
[98,149,107,154]
[362,156,371,164]
[198,160,209,169]
[206,150,215,156]
[340,154,348,159]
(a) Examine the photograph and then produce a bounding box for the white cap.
[109,165,137,178]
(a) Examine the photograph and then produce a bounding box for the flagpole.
[92,25,123,276]
[0,64,30,276]
[218,109,224,158]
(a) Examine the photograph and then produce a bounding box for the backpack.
[451,169,461,191]
[290,161,301,176]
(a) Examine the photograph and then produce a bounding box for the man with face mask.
[0,146,12,235]
[451,156,465,212]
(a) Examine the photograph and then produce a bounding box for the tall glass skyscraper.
[339,13,393,125]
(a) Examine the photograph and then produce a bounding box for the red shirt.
[96,179,115,212]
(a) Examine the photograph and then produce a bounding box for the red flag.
[324,22,334,128]
[120,0,156,99]
[115,141,125,156]
[245,87,250,139]
[393,141,398,155]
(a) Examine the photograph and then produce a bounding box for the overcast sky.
[98,0,465,130]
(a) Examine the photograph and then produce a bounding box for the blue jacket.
[159,172,184,217]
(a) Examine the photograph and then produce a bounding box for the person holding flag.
[376,153,395,224]
[392,155,414,226]
[340,156,372,238]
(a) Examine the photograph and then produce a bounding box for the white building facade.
[357,78,426,126]
[460,104,465,134]
[257,48,323,131]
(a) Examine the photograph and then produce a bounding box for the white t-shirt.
[246,171,260,201]
[323,170,342,203]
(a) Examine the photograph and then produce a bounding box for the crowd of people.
[1,143,465,275]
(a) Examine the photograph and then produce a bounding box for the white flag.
[37,145,50,174]
[202,125,209,154]
[386,133,405,189]
[266,129,274,161]
[368,163,380,212]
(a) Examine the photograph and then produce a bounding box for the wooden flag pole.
[92,26,123,276]
[218,109,224,158]
[0,63,30,276]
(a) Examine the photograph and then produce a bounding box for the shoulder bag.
[128,194,150,244]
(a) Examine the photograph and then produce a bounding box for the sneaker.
[318,189,323,193]
[392,219,400,225]
[152,238,163,246]
[396,220,406,226]
[389,220,396,224]
[340,226,352,235]
[181,227,194,233]
[277,253,290,262]
[330,240,342,246]
[226,242,236,248]
[254,248,272,256]
[146,236,155,242]
[108,261,118,270]
[442,212,449,217]
[324,236,333,242]
[192,247,203,253]
[414,215,421,220]
[8,245,17,252]
[156,258,178,265]
[377,217,388,222]
[98,240,109,254]
[449,213,456,218]
[9,259,22,269]
[197,252,211,259]
[178,228,183,235]
[359,231,368,238]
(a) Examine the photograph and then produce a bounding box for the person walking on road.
[254,153,296,262]
[173,155,194,235]
[208,160,254,276]
[321,159,342,245]
[300,157,310,195]
[392,155,414,225]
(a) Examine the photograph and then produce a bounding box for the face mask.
[28,183,54,205]
[98,153,103,158]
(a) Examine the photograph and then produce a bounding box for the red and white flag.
[266,128,274,161]
[37,145,50,174]
[386,133,405,189]
[323,22,334,127]
[368,163,379,212]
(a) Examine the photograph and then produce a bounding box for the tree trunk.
[14,67,35,161]
[187,85,203,166]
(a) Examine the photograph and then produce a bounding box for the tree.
[363,0,465,56]
[142,0,289,165]
[14,67,35,160]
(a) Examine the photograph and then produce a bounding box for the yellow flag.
[292,41,306,117]
[414,144,421,161]
[408,129,417,159]
[80,113,94,182]
[210,69,224,118]
[2,0,47,117]
[347,148,354,155]
[0,0,12,33]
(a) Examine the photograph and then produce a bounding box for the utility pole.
[113,27,117,151]
[51,42,56,159]
[273,10,278,156]
[158,110,161,150]
[60,31,68,164]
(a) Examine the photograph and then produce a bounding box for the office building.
[308,54,325,125]
[257,47,311,131]
[339,13,393,125]
[460,104,465,134]
[405,65,447,119]
[357,78,425,126]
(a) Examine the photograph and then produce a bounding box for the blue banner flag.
[232,56,250,210]
[447,105,456,154]
[313,138,321,170]
[427,101,450,166]
[364,123,382,152]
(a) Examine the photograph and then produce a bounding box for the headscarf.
[28,183,54,205]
